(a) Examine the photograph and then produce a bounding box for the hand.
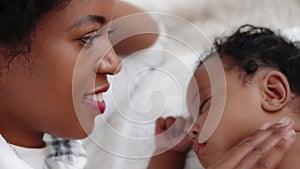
[155,116,193,154]
[207,118,296,169]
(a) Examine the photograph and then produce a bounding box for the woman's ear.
[260,70,291,112]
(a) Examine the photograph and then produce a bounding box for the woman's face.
[0,0,121,145]
[187,56,270,167]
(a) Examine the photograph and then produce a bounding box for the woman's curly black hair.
[214,24,300,95]
[0,0,70,60]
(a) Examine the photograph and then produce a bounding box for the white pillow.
[280,27,300,44]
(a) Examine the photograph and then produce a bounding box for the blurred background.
[124,0,300,35]
[123,0,300,55]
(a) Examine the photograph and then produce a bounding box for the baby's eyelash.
[199,97,211,115]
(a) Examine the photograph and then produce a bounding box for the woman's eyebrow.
[69,15,106,29]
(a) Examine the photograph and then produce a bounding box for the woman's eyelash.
[80,33,101,45]
[79,28,116,45]
[108,28,116,34]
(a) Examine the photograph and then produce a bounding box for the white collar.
[10,143,47,169]
[0,135,33,169]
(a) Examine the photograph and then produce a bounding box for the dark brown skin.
[0,0,158,148]
[148,117,296,169]
[148,55,298,169]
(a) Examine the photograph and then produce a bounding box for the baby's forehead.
[189,53,232,93]
[187,66,210,96]
[192,58,214,80]
[194,52,229,69]
[195,53,241,76]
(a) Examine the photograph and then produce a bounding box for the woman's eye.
[80,34,101,45]
[79,31,101,45]
[80,36,92,44]
[79,28,116,46]
[108,28,116,34]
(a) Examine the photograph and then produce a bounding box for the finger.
[251,134,295,169]
[184,116,194,132]
[165,117,176,137]
[174,116,185,136]
[155,117,166,135]
[212,117,293,169]
[165,117,176,128]
[252,133,295,169]
[235,120,295,169]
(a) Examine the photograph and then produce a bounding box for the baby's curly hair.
[214,24,300,95]
[0,0,70,60]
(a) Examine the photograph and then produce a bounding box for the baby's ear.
[260,70,291,112]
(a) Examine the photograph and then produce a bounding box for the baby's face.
[187,55,269,167]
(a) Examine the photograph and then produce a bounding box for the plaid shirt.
[44,135,87,169]
[0,134,87,169]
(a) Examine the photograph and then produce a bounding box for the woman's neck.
[0,113,45,148]
[0,127,45,148]
[279,133,300,169]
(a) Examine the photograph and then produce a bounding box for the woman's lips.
[83,99,106,114]
[94,85,110,94]
[194,142,206,156]
[97,100,106,113]
[83,85,109,114]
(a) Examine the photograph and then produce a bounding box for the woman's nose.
[96,48,122,75]
[189,123,200,142]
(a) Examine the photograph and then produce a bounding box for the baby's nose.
[189,124,200,142]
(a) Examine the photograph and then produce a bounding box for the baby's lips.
[193,142,206,156]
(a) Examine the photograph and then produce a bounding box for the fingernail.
[283,129,296,140]
[259,122,271,130]
[276,117,291,127]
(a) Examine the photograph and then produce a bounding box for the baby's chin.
[196,145,225,168]
[198,158,209,168]
[198,155,221,168]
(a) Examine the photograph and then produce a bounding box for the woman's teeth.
[86,93,103,102]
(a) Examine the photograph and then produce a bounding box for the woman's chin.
[67,123,94,139]
[67,130,90,140]
[78,126,94,139]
